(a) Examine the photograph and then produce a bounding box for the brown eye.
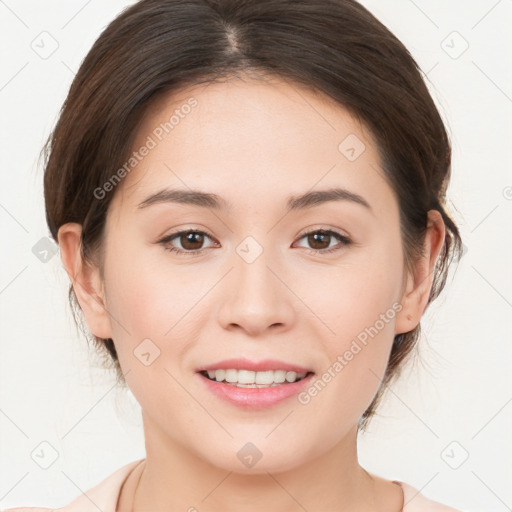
[306,231,331,250]
[159,227,351,258]
[179,231,206,251]
[158,229,217,256]
[294,229,351,255]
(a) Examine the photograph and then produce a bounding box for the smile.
[200,369,312,387]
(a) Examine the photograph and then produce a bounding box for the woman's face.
[94,75,414,473]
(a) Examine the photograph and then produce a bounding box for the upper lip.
[196,358,314,374]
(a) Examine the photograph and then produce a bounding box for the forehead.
[109,74,394,220]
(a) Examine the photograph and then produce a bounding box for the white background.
[0,1,511,510]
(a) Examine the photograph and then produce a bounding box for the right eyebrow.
[137,188,229,210]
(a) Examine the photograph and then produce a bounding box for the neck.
[129,411,401,512]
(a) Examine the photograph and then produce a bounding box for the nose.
[216,244,296,336]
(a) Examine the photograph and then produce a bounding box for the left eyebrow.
[287,187,372,212]
[137,186,372,213]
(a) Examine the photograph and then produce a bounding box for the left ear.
[395,209,446,335]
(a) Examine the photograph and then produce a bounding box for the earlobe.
[57,223,113,340]
[394,269,415,335]
[394,210,446,335]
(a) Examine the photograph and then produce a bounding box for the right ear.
[57,223,113,340]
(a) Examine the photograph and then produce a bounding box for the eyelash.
[157,227,352,257]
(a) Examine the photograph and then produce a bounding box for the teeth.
[204,369,308,386]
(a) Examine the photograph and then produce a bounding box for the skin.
[58,74,445,511]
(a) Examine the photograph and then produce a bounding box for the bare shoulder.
[396,480,467,511]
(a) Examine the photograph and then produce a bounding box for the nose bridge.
[217,232,294,333]
[234,233,280,302]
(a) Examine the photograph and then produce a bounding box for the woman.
[6,0,465,510]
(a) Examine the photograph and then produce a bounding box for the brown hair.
[42,0,463,431]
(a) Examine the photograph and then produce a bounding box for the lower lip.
[197,372,315,409]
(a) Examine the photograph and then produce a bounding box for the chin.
[197,436,313,475]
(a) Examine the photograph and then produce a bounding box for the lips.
[196,357,313,374]
[195,358,316,409]
[197,369,316,409]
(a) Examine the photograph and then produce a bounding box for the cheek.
[308,246,403,342]
[103,254,201,416]
[103,244,214,378]
[300,241,402,407]
[298,294,398,442]
[104,240,190,333]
